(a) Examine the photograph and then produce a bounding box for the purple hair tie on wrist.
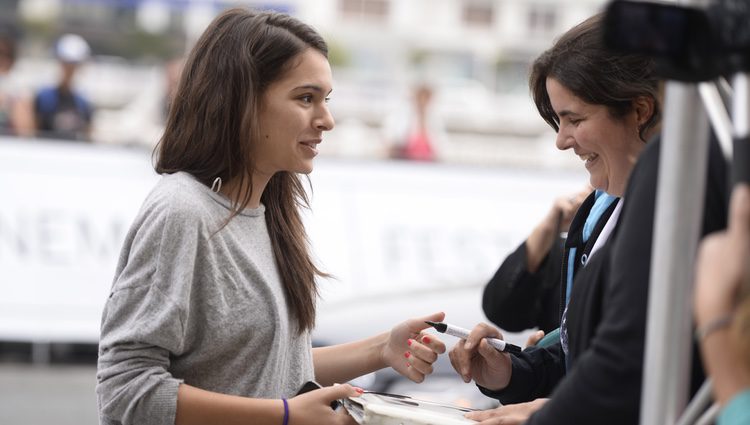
[282,398,289,425]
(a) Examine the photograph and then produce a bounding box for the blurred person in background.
[33,33,93,141]
[0,23,34,137]
[383,82,447,161]
[94,55,185,149]
[482,186,591,347]
[694,183,750,425]
[96,9,446,425]
[161,56,183,119]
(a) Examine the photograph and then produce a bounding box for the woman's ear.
[634,96,655,127]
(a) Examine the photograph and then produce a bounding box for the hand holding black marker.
[425,321,522,355]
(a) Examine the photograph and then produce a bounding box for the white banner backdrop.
[0,138,159,342]
[0,138,585,344]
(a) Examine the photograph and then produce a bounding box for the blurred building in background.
[3,0,606,165]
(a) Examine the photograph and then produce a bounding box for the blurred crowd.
[0,23,453,162]
[0,24,183,149]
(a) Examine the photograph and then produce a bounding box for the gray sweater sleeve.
[96,194,197,425]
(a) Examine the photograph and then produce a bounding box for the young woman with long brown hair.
[96,8,445,425]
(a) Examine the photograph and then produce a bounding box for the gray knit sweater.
[96,172,314,425]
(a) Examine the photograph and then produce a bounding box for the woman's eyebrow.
[557,109,580,118]
[292,84,333,95]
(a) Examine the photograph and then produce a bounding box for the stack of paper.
[343,392,478,425]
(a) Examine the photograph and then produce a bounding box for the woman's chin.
[296,162,314,175]
[588,177,607,193]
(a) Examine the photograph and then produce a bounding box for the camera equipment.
[603,0,750,82]
[604,3,750,425]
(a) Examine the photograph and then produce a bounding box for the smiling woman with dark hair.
[528,13,660,196]
[529,15,661,144]
[480,14,662,348]
[448,12,729,425]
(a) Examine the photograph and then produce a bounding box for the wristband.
[695,313,734,341]
[282,398,289,425]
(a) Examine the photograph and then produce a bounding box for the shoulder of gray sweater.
[143,172,215,223]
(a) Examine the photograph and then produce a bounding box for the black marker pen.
[425,321,522,355]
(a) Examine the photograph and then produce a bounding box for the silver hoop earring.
[211,177,222,193]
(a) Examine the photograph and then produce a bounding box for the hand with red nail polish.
[288,383,361,425]
[380,312,447,383]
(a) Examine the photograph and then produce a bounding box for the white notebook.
[343,392,477,425]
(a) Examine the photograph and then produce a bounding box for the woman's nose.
[556,128,574,151]
[314,105,335,131]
